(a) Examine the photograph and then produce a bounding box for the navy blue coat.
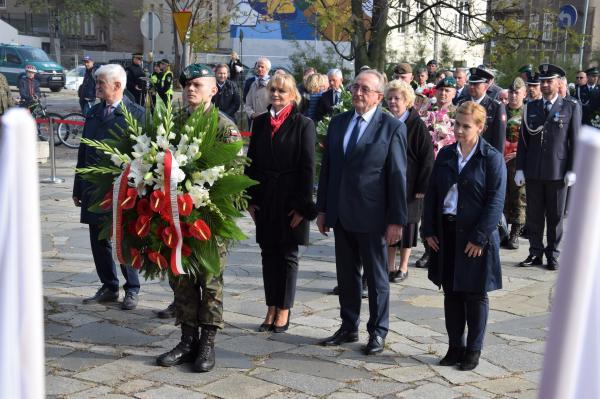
[73,97,145,224]
[18,75,40,104]
[316,106,408,233]
[422,138,506,293]
[78,65,98,101]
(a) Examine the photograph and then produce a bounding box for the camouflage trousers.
[504,158,526,225]
[169,255,226,329]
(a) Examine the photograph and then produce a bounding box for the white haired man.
[315,68,344,122]
[73,64,145,310]
[244,57,271,124]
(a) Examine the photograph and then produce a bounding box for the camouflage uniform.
[0,72,15,115]
[504,107,526,226]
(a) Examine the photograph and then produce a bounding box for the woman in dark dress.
[245,73,317,333]
[423,102,506,371]
[385,80,434,282]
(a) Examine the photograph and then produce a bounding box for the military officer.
[156,64,240,373]
[125,53,146,105]
[526,72,542,102]
[459,67,506,154]
[503,77,527,249]
[586,67,599,90]
[575,70,598,125]
[518,64,533,83]
[515,64,580,270]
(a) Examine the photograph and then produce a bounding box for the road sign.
[140,11,161,40]
[173,11,192,43]
[558,5,578,28]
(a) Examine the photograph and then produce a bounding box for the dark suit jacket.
[316,106,408,233]
[212,79,241,120]
[315,88,342,123]
[73,97,145,224]
[245,106,317,245]
[516,96,580,180]
[423,138,506,293]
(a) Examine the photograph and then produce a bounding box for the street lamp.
[239,29,244,128]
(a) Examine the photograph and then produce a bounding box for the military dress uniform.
[125,53,146,105]
[575,84,598,125]
[516,64,580,270]
[459,68,506,154]
[157,64,241,373]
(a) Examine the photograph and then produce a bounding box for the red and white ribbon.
[164,150,186,275]
[112,164,131,266]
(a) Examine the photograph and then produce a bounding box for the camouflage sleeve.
[218,111,241,143]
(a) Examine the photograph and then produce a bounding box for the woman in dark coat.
[422,101,506,371]
[385,80,434,282]
[245,73,317,333]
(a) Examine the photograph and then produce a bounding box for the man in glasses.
[317,69,407,356]
[575,69,597,125]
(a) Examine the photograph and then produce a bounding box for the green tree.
[288,42,352,84]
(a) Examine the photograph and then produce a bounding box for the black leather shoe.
[363,335,385,355]
[331,286,340,295]
[506,234,519,250]
[415,252,429,268]
[439,346,466,366]
[193,326,217,372]
[157,302,176,319]
[388,270,398,282]
[546,257,559,271]
[258,322,273,332]
[459,350,481,371]
[361,286,368,299]
[273,310,290,333]
[519,255,543,267]
[321,328,359,346]
[121,291,138,310]
[82,286,119,304]
[156,326,198,367]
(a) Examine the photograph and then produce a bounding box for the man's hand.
[316,212,329,236]
[415,193,425,199]
[247,204,260,223]
[288,210,303,228]
[514,170,525,187]
[73,196,82,207]
[385,224,403,246]
[425,236,439,252]
[465,242,483,257]
[564,171,576,187]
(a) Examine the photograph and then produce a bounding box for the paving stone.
[450,384,495,398]
[388,320,443,338]
[46,344,75,359]
[117,379,156,394]
[48,311,102,327]
[472,359,512,379]
[378,365,436,383]
[216,334,296,356]
[396,382,461,399]
[352,379,411,396]
[63,321,158,346]
[263,353,371,381]
[135,385,206,399]
[48,350,119,372]
[256,370,345,396]
[483,344,544,372]
[144,366,232,387]
[66,385,113,398]
[197,374,281,399]
[473,376,537,395]
[73,355,158,383]
[430,364,487,384]
[45,375,94,395]
[327,392,373,399]
[264,392,316,399]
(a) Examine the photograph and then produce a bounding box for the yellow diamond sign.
[173,11,192,43]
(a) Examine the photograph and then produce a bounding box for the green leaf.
[210,175,257,200]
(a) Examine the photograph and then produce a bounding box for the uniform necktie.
[345,116,363,156]
[544,100,552,117]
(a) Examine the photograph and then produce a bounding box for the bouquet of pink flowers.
[422,107,456,157]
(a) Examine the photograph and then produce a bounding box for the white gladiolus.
[111,154,124,167]
[187,142,200,159]
[156,135,170,150]
[157,124,166,136]
[188,185,211,208]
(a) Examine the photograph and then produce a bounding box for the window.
[6,48,21,65]
[398,0,409,33]
[529,13,539,32]
[0,0,6,8]
[83,15,95,37]
[457,1,469,35]
[542,13,553,41]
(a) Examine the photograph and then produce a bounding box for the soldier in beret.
[156,63,240,373]
[515,64,580,271]
[458,67,506,154]
[426,59,438,83]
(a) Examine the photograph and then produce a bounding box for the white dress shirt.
[471,95,485,105]
[343,106,377,153]
[442,140,479,215]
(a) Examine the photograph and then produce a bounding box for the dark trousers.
[442,218,488,351]
[333,222,389,337]
[88,224,140,293]
[525,179,568,258]
[79,99,94,117]
[260,243,299,309]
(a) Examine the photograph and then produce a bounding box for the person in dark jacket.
[246,73,317,333]
[73,64,145,311]
[314,68,344,122]
[385,79,434,283]
[423,101,506,371]
[18,64,41,107]
[155,59,173,104]
[78,55,98,116]
[125,53,146,105]
[212,63,241,120]
[228,51,244,82]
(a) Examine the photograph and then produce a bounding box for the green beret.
[518,64,533,73]
[179,63,215,86]
[435,76,457,89]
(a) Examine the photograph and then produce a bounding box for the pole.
[564,30,568,64]
[149,12,155,71]
[239,30,244,129]
[40,117,65,184]
[579,0,590,69]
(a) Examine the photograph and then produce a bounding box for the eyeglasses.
[349,84,381,94]
[576,76,586,79]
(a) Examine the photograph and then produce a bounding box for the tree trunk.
[351,0,388,75]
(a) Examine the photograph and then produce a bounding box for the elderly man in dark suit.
[73,64,145,310]
[515,64,580,271]
[459,67,506,154]
[317,69,407,355]
[315,68,344,122]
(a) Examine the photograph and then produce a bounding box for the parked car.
[0,43,65,92]
[64,65,85,91]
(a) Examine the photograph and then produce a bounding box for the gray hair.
[356,69,386,93]
[327,68,343,79]
[256,57,271,71]
[95,64,127,88]
[385,79,416,108]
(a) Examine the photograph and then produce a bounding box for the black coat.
[459,95,506,154]
[403,108,435,224]
[73,97,145,225]
[423,138,506,293]
[125,63,145,104]
[314,88,341,122]
[212,79,241,120]
[245,106,317,245]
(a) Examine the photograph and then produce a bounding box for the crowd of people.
[7,49,588,374]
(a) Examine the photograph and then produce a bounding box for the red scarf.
[270,104,293,138]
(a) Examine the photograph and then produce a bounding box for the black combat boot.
[506,224,521,250]
[156,324,198,367]
[415,244,430,268]
[193,325,217,372]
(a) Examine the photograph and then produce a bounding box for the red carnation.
[130,248,143,269]
[100,190,113,210]
[161,226,177,249]
[136,198,152,216]
[120,188,138,209]
[135,215,152,237]
[148,250,167,269]
[150,190,166,213]
[189,219,211,241]
[178,194,193,216]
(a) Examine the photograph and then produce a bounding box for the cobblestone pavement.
[42,147,554,398]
